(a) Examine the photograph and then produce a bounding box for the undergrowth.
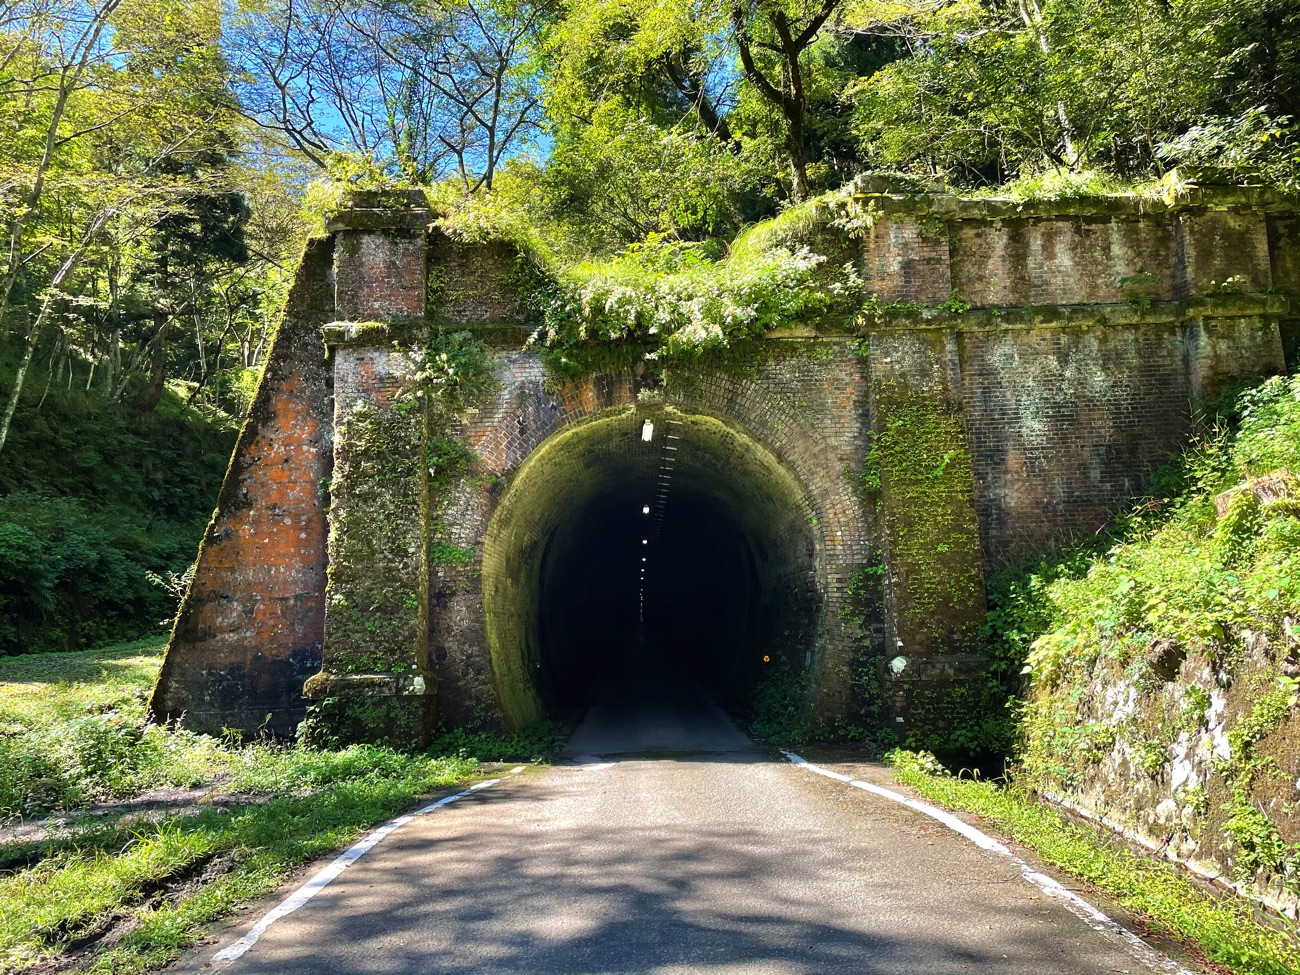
[888,750,1300,975]
[0,639,541,974]
[0,374,234,654]
[1013,374,1300,848]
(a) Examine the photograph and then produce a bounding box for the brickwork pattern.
[1173,210,1273,298]
[867,330,988,658]
[147,238,335,737]
[1268,214,1300,292]
[1184,316,1287,403]
[861,218,952,305]
[153,196,1298,741]
[451,343,875,726]
[959,324,1192,562]
[427,232,529,327]
[951,216,1177,308]
[334,229,427,321]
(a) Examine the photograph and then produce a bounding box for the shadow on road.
[233,795,1003,975]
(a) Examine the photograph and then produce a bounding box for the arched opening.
[480,404,821,730]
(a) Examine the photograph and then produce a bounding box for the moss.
[309,332,498,747]
[300,695,431,750]
[324,399,427,679]
[428,542,476,566]
[871,380,985,647]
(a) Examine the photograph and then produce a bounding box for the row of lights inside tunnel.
[639,417,683,622]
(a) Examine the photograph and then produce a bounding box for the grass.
[887,751,1300,975]
[0,638,548,974]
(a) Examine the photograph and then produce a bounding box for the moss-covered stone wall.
[302,342,434,747]
[151,185,1299,748]
[1025,613,1300,917]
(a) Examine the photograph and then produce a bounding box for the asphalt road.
[193,672,1183,975]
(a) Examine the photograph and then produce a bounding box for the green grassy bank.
[0,639,547,974]
[888,751,1300,975]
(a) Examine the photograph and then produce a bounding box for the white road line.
[208,777,503,968]
[783,752,1194,975]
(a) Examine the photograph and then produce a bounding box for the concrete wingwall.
[149,187,1295,746]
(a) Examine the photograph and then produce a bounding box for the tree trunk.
[0,0,122,331]
[0,315,41,455]
[133,310,170,413]
[786,126,811,202]
[0,206,114,456]
[1017,0,1077,166]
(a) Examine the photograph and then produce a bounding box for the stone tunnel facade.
[149,186,1298,744]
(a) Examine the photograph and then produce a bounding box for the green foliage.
[428,722,559,763]
[0,638,484,973]
[427,542,476,566]
[0,355,236,654]
[847,1,1300,189]
[545,103,760,249]
[413,330,500,415]
[745,651,814,746]
[981,544,1098,688]
[974,169,1126,203]
[1157,106,1300,191]
[1024,375,1300,694]
[890,754,1300,975]
[870,382,983,637]
[0,377,235,522]
[534,225,851,383]
[971,369,1300,896]
[419,331,495,576]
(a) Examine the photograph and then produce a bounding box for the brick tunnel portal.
[479,405,822,730]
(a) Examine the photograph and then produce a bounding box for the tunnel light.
[642,505,650,514]
[642,539,648,545]
[641,557,646,562]
[641,419,654,442]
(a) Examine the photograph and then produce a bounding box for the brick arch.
[457,345,872,727]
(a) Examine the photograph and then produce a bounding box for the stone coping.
[320,293,1291,350]
[325,208,431,233]
[855,184,1300,220]
[302,671,434,699]
[319,180,1300,237]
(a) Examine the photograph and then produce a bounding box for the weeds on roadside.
[888,751,1300,975]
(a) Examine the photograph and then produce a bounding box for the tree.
[729,0,846,199]
[226,0,550,190]
[0,0,247,453]
[542,0,852,200]
[544,102,757,247]
[0,0,124,374]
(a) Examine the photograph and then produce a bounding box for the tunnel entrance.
[480,405,822,730]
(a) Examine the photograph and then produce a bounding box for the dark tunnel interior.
[536,485,761,709]
[480,406,821,728]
